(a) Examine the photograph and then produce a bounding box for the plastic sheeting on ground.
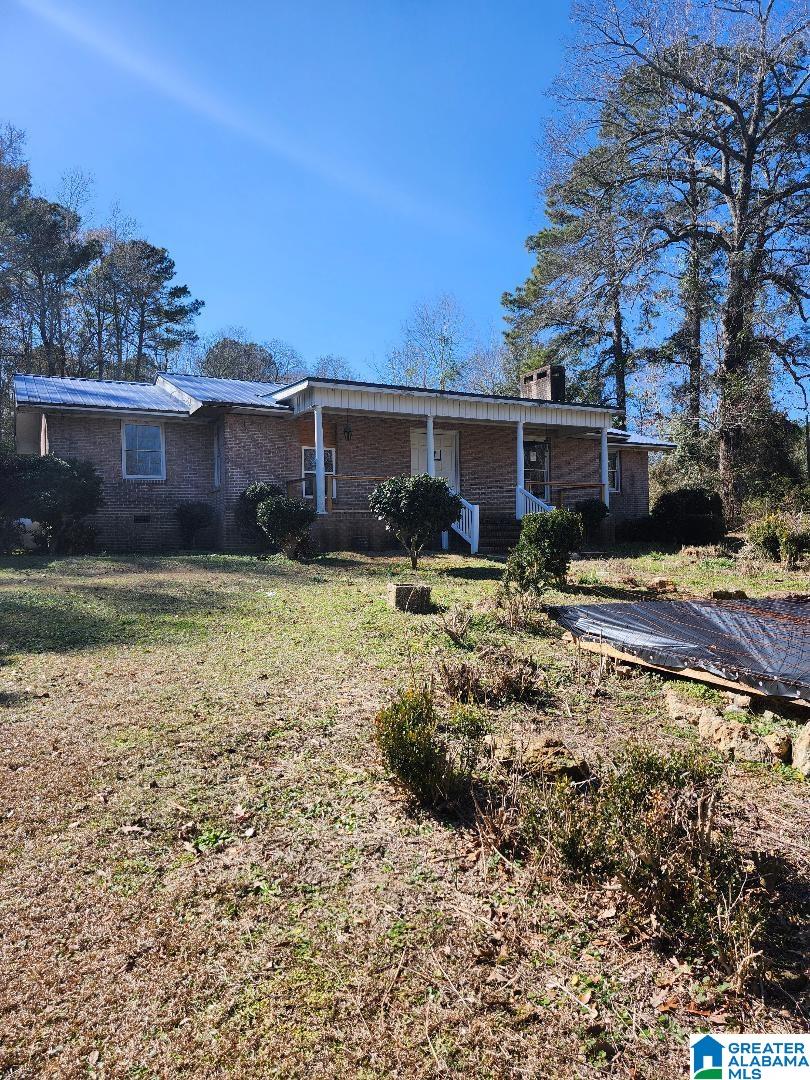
[551,598,810,701]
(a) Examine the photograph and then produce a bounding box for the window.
[122,422,165,479]
[608,450,621,493]
[301,446,336,498]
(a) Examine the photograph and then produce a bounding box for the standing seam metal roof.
[12,374,190,412]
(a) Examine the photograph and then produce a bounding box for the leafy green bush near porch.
[368,474,462,570]
[235,481,283,549]
[256,494,316,559]
[504,508,584,593]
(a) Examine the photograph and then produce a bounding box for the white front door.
[410,430,459,491]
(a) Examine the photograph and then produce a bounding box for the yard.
[0,548,807,1078]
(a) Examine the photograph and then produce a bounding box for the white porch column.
[600,425,610,509]
[314,404,326,514]
[515,419,525,517]
[425,415,435,477]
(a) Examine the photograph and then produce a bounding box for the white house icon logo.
[692,1035,724,1079]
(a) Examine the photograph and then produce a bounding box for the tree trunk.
[410,547,418,571]
[611,293,627,430]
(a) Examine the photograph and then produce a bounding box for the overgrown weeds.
[437,643,542,705]
[528,746,766,988]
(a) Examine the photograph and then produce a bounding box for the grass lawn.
[0,547,807,1078]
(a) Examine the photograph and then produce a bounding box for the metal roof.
[607,428,675,450]
[157,372,287,409]
[13,374,189,413]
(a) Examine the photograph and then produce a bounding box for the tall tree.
[381,294,470,390]
[503,140,653,425]
[569,0,810,514]
[117,240,203,380]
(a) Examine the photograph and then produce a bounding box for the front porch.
[284,407,613,555]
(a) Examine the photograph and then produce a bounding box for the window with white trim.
[608,449,621,493]
[301,446,336,498]
[122,422,165,479]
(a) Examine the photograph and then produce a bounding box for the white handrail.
[516,486,553,520]
[451,495,480,554]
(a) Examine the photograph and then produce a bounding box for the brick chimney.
[521,364,566,403]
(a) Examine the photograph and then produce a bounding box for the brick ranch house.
[12,365,672,555]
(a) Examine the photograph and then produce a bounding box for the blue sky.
[1,0,570,376]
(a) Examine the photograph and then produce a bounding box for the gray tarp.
[551,599,810,700]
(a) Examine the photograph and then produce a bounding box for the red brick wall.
[44,412,218,552]
[41,409,650,553]
[609,448,650,517]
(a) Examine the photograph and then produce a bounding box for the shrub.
[536,747,765,983]
[368,474,463,570]
[0,451,103,553]
[256,494,316,559]
[375,687,452,805]
[747,511,809,567]
[615,515,661,544]
[504,508,584,593]
[235,481,283,548]
[175,501,215,548]
[575,498,608,539]
[651,488,726,547]
[437,603,474,647]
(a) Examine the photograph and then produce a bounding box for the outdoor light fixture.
[343,413,353,441]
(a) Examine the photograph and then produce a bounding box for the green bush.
[615,515,661,544]
[256,494,316,559]
[374,688,487,805]
[747,511,809,567]
[651,488,726,546]
[235,481,284,548]
[575,498,608,539]
[504,508,584,593]
[369,474,463,570]
[0,450,103,553]
[175,501,215,548]
[375,687,454,805]
[537,747,765,981]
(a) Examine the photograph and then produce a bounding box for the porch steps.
[476,513,522,556]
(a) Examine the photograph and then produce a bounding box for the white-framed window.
[608,449,621,493]
[301,446,336,498]
[213,424,223,489]
[122,421,165,480]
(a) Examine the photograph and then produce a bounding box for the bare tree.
[380,293,471,390]
[567,0,810,514]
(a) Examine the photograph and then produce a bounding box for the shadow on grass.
[0,580,241,655]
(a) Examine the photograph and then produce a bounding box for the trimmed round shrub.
[175,501,215,548]
[504,508,584,593]
[235,481,284,548]
[651,488,725,546]
[368,474,463,570]
[575,498,609,538]
[256,494,316,559]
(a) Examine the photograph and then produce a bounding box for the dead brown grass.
[0,551,806,1078]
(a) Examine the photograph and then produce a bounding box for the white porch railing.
[516,485,553,520]
[451,495,480,554]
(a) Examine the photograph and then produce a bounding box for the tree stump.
[387,582,431,614]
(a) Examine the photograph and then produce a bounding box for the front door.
[524,440,549,499]
[411,431,459,491]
